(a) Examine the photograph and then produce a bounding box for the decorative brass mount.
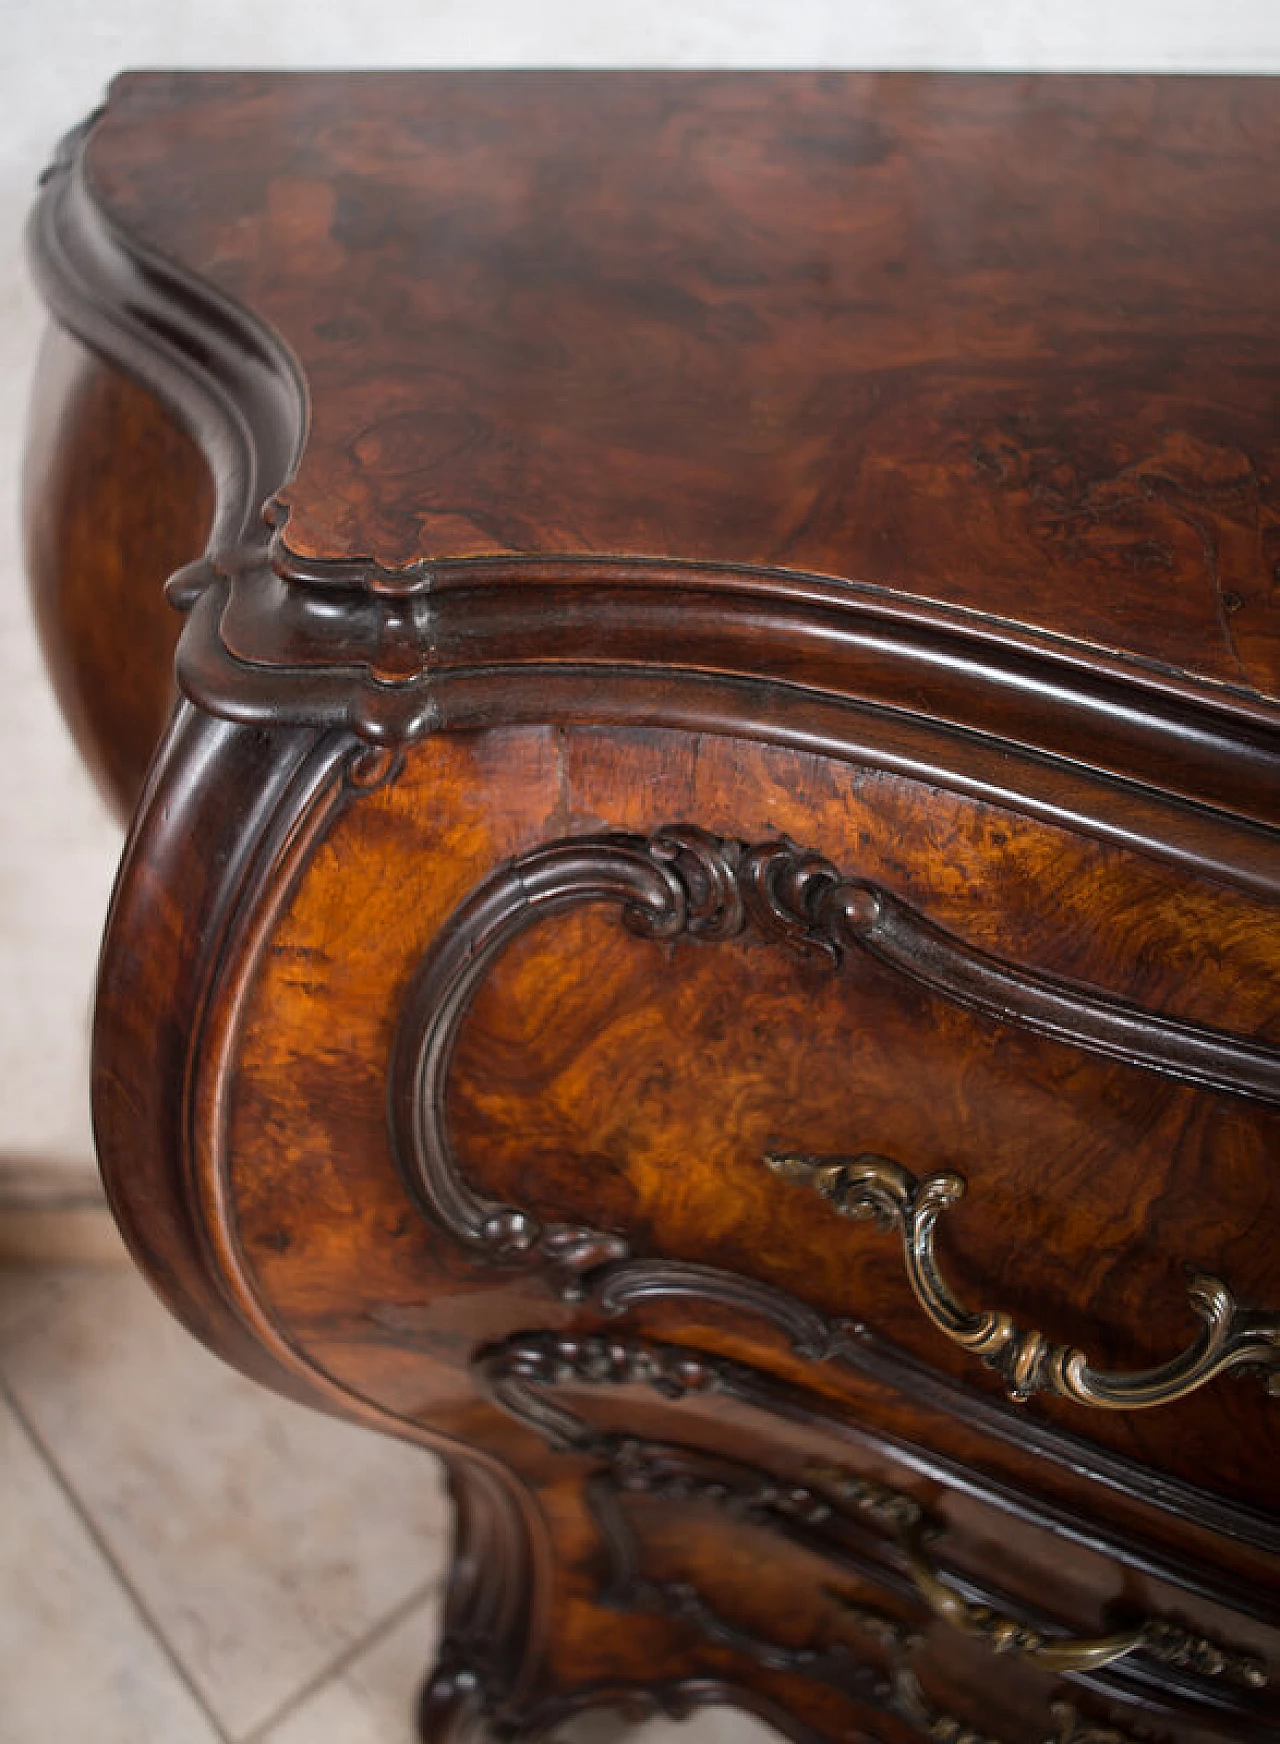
[805,1461,1267,1689]
[765,1152,1280,1410]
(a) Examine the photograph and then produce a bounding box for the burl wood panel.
[22,326,213,816]
[84,71,1280,698]
[204,723,1278,1709]
[221,728,1280,1502]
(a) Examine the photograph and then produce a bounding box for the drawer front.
[478,1327,1280,1744]
[189,721,1279,1744]
[386,730,1280,1514]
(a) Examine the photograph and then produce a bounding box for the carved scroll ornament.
[477,1335,1262,1743]
[392,826,1280,1278]
[391,823,1280,1420]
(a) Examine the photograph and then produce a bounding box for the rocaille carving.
[391,825,1280,1283]
[476,1332,726,1454]
[797,1459,925,1536]
[889,1682,1144,1744]
[479,1333,1268,1705]
[391,825,1280,1426]
[890,1667,1008,1744]
[583,1440,964,1743]
[765,1151,1280,1411]
[456,1414,1150,1744]
[611,1438,838,1531]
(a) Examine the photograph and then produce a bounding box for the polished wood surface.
[22,325,213,816]
[24,71,1280,1744]
[84,71,1280,703]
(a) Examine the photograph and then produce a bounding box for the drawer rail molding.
[765,1152,1280,1410]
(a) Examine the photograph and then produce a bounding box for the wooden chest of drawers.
[24,72,1280,1744]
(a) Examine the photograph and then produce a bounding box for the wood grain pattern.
[22,326,213,816]
[28,80,1280,887]
[23,69,1280,1744]
[203,726,1278,1738]
[83,73,1280,703]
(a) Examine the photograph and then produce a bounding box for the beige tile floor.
[0,1250,773,1744]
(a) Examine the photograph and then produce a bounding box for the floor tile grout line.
[238,1572,446,1743]
[0,1370,236,1744]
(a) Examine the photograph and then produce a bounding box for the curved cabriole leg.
[417,1459,539,1743]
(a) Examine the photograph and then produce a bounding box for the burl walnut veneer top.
[87,71,1280,700]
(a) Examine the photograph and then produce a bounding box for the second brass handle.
[806,1461,1267,1688]
[904,1543,1232,1677]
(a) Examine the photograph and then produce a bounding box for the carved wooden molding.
[390,827,1280,1267]
[390,823,1280,1369]
[29,116,1280,893]
[478,1334,1267,1694]
[472,1326,1280,1622]
[476,1332,1220,1744]
[385,819,1280,1571]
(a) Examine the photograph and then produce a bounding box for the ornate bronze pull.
[765,1152,1280,1410]
[902,1548,1266,1681]
[806,1461,1267,1689]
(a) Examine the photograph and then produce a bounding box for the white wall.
[3,0,1279,1202]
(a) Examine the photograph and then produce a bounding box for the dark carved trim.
[390,821,1280,1555]
[582,1455,901,1726]
[391,823,1279,1347]
[415,1458,544,1744]
[476,1334,726,1455]
[596,1260,841,1361]
[584,1445,1156,1744]
[29,117,1280,895]
[477,1336,1275,1737]
[476,1329,1280,1629]
[28,117,303,561]
[390,831,1280,1306]
[1045,1704,1143,1744]
[389,833,702,1283]
[594,1255,1280,1560]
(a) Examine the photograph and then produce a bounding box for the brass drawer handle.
[904,1546,1262,1680]
[806,1462,1267,1689]
[765,1152,1280,1410]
